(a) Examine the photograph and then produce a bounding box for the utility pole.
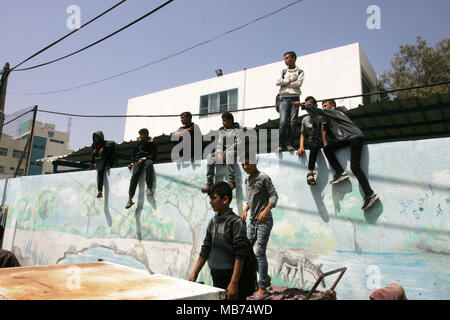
[0,63,10,140]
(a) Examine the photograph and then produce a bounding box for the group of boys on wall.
[88,51,380,300]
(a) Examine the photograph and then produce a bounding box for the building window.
[48,131,54,138]
[50,139,64,144]
[0,147,7,156]
[199,88,238,116]
[12,150,25,158]
[0,166,4,173]
[16,169,24,176]
[30,161,43,167]
[33,144,46,150]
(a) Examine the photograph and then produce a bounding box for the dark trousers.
[323,137,374,197]
[96,159,106,192]
[128,160,154,198]
[211,268,256,300]
[307,146,321,171]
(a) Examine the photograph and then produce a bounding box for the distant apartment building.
[0,120,72,177]
[0,133,27,177]
[124,42,382,140]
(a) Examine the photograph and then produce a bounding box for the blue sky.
[1,0,449,150]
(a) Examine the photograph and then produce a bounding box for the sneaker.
[96,191,103,198]
[330,172,349,184]
[145,188,153,196]
[362,194,379,210]
[201,184,211,194]
[125,200,135,209]
[287,146,295,152]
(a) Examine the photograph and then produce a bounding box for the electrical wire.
[11,0,128,72]
[8,0,303,95]
[12,0,175,72]
[35,81,450,119]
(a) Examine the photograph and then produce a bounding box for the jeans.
[323,137,374,197]
[278,98,299,148]
[128,160,154,198]
[247,217,273,289]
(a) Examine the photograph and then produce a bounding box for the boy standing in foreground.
[242,156,278,300]
[188,182,256,300]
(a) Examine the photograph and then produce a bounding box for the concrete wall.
[1,137,449,300]
[124,43,376,140]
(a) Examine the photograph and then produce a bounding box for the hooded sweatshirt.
[91,131,105,163]
[216,122,244,155]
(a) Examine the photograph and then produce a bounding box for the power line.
[11,0,128,72]
[8,0,303,96]
[13,0,175,72]
[35,81,450,119]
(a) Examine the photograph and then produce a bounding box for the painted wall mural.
[1,138,449,300]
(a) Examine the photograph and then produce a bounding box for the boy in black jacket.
[188,182,256,300]
[125,128,157,209]
[89,131,115,198]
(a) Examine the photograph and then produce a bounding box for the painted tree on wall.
[12,194,34,230]
[77,182,102,236]
[110,206,175,241]
[156,173,211,278]
[37,188,56,227]
[271,207,336,254]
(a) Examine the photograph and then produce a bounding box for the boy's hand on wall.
[227,282,239,300]
[188,273,197,282]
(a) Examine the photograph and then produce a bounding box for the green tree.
[156,173,211,278]
[77,182,102,235]
[37,188,56,227]
[380,36,449,99]
[13,194,34,230]
[110,206,174,241]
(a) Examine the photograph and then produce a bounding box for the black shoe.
[125,200,135,209]
[201,184,211,194]
[330,172,349,184]
[362,194,379,210]
[97,191,103,198]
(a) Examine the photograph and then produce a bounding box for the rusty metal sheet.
[0,262,225,300]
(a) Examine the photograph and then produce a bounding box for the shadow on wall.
[285,143,384,225]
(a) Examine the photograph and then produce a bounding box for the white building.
[124,43,380,140]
